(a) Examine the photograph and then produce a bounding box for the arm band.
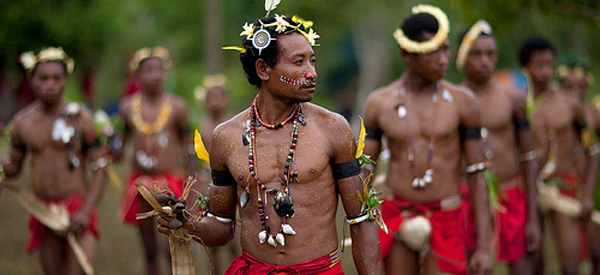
[459,126,482,141]
[515,119,530,131]
[574,121,587,132]
[206,212,234,223]
[332,159,361,179]
[465,162,486,174]
[366,128,383,141]
[82,138,101,150]
[11,142,26,152]
[91,157,108,171]
[179,125,191,136]
[211,170,237,186]
[346,213,370,225]
[520,150,537,162]
[588,144,600,156]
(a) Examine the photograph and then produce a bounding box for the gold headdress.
[456,20,493,71]
[19,47,75,74]
[393,5,449,54]
[222,0,319,55]
[557,64,594,85]
[129,46,172,72]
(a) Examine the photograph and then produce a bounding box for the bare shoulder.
[212,108,249,141]
[118,95,133,117]
[443,80,478,111]
[168,93,188,110]
[10,102,39,136]
[304,103,351,133]
[365,79,402,108]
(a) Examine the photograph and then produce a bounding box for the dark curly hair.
[400,13,439,43]
[519,37,556,67]
[239,15,308,87]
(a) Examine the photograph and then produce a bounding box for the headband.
[20,47,75,74]
[557,64,594,85]
[393,5,449,54]
[456,20,493,71]
[129,46,172,72]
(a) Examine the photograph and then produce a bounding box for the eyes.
[293,56,316,66]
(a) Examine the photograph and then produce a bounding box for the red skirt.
[224,249,344,275]
[27,195,99,254]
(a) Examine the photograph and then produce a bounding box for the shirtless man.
[362,5,492,275]
[116,47,195,275]
[558,63,600,275]
[524,37,598,275]
[157,14,383,274]
[456,20,540,275]
[1,47,107,274]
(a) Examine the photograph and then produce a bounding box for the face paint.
[279,72,313,85]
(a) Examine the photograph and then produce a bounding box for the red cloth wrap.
[378,194,469,275]
[224,250,344,275]
[26,195,99,254]
[549,172,580,198]
[461,177,528,263]
[119,172,184,224]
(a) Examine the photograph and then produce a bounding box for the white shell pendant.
[276,233,285,246]
[398,105,407,118]
[158,131,169,148]
[412,178,419,188]
[240,190,250,208]
[267,234,277,247]
[258,230,268,244]
[282,223,296,235]
[442,89,453,102]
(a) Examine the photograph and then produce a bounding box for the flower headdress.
[557,64,594,85]
[222,0,319,55]
[129,46,172,72]
[393,5,450,54]
[20,47,75,74]
[456,20,493,71]
[194,74,228,101]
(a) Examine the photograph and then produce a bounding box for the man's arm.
[158,124,236,246]
[512,91,541,252]
[574,101,597,220]
[330,114,383,275]
[175,100,196,177]
[68,112,108,233]
[1,119,27,190]
[362,94,384,174]
[459,92,492,275]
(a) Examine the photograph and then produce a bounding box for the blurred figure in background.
[1,47,107,274]
[115,47,196,275]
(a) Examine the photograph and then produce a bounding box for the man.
[558,63,600,275]
[362,5,493,275]
[525,37,598,275]
[116,47,195,275]
[1,47,107,274]
[157,14,383,274]
[456,20,540,275]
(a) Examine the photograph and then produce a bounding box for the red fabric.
[224,250,344,275]
[459,183,477,252]
[496,180,527,263]
[550,172,580,198]
[26,196,99,254]
[119,172,184,224]
[378,194,469,275]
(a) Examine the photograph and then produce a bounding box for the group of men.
[1,3,599,275]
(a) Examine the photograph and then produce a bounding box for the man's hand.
[469,249,493,275]
[525,219,541,253]
[156,216,174,236]
[68,210,91,234]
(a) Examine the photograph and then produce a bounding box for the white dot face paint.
[279,72,313,86]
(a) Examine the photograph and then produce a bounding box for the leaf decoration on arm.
[265,0,281,16]
[194,129,210,165]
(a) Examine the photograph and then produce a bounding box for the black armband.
[574,121,587,132]
[459,126,482,141]
[332,159,361,180]
[82,138,101,150]
[11,142,26,152]
[211,170,237,186]
[179,125,191,136]
[515,119,530,131]
[366,128,383,141]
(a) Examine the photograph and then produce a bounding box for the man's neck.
[255,91,298,126]
[463,77,492,95]
[142,89,165,103]
[39,98,66,115]
[533,81,550,99]
[402,71,439,94]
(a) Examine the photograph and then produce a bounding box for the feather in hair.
[265,0,281,16]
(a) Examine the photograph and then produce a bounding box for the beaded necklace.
[241,97,304,247]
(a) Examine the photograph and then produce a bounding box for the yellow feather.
[194,129,210,165]
[355,116,366,159]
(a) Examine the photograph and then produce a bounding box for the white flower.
[240,22,255,38]
[274,14,290,33]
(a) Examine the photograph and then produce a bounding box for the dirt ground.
[0,150,585,274]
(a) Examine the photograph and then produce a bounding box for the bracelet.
[346,213,370,225]
[465,162,486,174]
[206,212,234,223]
[520,150,537,162]
[90,157,108,171]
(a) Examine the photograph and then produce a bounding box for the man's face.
[137,57,166,94]
[561,74,587,99]
[464,35,497,83]
[266,32,317,103]
[525,49,555,87]
[205,87,229,115]
[31,61,67,105]
[409,32,450,82]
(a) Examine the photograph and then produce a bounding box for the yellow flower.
[240,22,255,38]
[194,129,210,165]
[355,116,366,159]
[292,15,313,29]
